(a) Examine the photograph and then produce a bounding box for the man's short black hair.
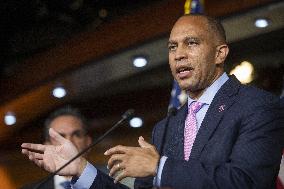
[184,13,227,43]
[43,105,88,141]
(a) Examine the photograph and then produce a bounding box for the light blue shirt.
[72,73,229,189]
[154,73,229,186]
[72,162,97,189]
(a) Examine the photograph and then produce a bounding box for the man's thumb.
[49,128,66,144]
[138,136,152,148]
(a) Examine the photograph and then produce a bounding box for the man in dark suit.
[21,106,92,189]
[21,14,284,189]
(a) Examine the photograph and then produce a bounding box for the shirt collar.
[188,72,229,106]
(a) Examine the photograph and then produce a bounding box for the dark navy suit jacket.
[91,76,284,189]
[21,178,54,189]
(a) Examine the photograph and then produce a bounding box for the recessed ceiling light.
[52,86,67,98]
[230,61,254,84]
[4,112,16,126]
[133,57,147,68]
[99,9,108,18]
[129,117,143,128]
[254,18,269,28]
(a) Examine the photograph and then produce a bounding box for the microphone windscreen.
[168,107,177,116]
[122,109,135,120]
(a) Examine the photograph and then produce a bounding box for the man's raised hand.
[21,128,87,177]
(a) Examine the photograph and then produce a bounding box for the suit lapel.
[190,76,241,159]
[165,104,187,159]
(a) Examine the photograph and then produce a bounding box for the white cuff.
[153,156,168,187]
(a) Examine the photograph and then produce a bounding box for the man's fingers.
[28,151,41,160]
[109,162,124,177]
[32,152,44,160]
[104,145,130,156]
[21,143,46,152]
[21,149,29,155]
[107,154,125,170]
[22,147,44,159]
[138,136,152,148]
[34,159,43,168]
[114,170,127,183]
[49,128,66,144]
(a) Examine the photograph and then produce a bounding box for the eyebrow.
[168,36,201,46]
[184,36,200,42]
[167,40,176,46]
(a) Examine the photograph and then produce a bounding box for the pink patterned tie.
[184,101,204,161]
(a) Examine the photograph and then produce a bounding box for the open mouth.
[176,66,193,79]
[177,67,192,73]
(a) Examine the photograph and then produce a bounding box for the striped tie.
[184,101,204,161]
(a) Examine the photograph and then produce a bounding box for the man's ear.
[215,44,229,65]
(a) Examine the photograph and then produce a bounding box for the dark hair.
[184,14,227,43]
[43,106,88,141]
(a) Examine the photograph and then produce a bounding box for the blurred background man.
[21,106,92,189]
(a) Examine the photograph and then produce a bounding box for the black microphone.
[158,107,177,155]
[33,109,135,189]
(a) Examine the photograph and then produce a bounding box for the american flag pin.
[218,105,225,112]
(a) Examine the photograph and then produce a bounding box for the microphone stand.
[158,107,177,155]
[152,107,177,188]
[34,109,135,189]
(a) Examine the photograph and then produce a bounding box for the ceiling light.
[99,9,108,18]
[133,57,147,68]
[230,61,254,84]
[254,18,269,28]
[129,117,143,128]
[4,112,16,126]
[52,86,66,98]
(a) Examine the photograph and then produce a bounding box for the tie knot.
[189,101,204,114]
[60,181,71,189]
